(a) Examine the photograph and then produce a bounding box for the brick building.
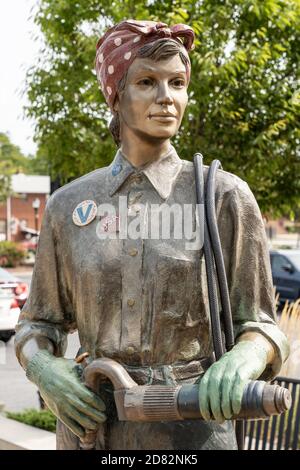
[0,174,50,244]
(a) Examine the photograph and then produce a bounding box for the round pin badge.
[72,200,98,227]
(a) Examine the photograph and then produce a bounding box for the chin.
[145,126,177,140]
[134,125,177,142]
[153,131,175,139]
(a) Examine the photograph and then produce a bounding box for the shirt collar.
[107,145,183,200]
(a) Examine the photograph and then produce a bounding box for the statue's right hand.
[26,350,106,438]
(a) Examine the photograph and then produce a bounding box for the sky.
[0,0,40,156]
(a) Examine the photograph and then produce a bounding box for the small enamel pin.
[72,200,98,227]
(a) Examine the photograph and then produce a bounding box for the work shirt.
[15,146,289,450]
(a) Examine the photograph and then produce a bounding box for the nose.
[156,81,173,106]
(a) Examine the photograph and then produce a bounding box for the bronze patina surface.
[15,20,289,450]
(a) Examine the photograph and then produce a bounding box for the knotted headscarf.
[95,19,195,110]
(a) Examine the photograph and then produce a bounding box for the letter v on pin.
[72,200,98,226]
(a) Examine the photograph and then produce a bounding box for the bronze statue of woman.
[15,20,289,450]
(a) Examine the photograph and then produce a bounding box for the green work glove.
[199,340,269,423]
[26,350,106,439]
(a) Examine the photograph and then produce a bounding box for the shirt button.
[126,346,135,355]
[127,298,135,307]
[129,248,138,257]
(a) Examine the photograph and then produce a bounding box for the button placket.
[120,190,144,352]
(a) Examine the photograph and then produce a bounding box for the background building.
[0,174,50,244]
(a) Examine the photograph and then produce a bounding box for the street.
[0,268,81,413]
[14,272,32,287]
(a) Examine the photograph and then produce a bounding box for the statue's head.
[95,20,195,146]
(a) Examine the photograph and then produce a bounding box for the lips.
[150,114,176,118]
[149,114,176,122]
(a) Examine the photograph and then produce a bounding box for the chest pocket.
[150,243,201,327]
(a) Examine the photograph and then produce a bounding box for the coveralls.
[15,146,289,449]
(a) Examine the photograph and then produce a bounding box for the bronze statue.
[15,20,289,450]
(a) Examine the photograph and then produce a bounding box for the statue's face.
[115,54,188,142]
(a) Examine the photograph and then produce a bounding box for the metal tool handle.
[77,357,292,442]
[76,356,138,449]
[76,353,99,450]
[123,381,291,422]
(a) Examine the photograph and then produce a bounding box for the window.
[272,254,293,273]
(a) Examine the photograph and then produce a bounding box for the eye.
[170,78,186,88]
[137,78,154,87]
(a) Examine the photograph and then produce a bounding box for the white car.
[0,287,20,343]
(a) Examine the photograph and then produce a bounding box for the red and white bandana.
[95,19,195,110]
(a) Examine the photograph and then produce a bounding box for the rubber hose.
[193,154,224,360]
[206,160,245,448]
[206,160,235,351]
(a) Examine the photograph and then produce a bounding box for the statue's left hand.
[198,341,269,423]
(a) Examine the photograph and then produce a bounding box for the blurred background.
[0,0,299,450]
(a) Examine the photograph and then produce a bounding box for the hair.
[109,39,190,146]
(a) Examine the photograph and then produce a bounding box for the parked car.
[270,250,300,303]
[0,267,28,308]
[0,287,20,342]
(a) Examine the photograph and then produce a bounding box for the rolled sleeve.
[217,176,289,379]
[15,196,77,363]
[234,319,289,379]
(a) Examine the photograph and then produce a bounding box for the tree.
[0,133,30,202]
[0,133,47,201]
[26,0,300,216]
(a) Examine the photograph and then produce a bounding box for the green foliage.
[25,0,300,216]
[0,133,47,202]
[0,241,26,268]
[6,408,56,433]
[0,133,29,202]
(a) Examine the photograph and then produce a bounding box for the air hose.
[205,160,235,352]
[194,154,225,360]
[193,153,244,448]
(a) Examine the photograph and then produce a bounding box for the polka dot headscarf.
[95,19,195,110]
